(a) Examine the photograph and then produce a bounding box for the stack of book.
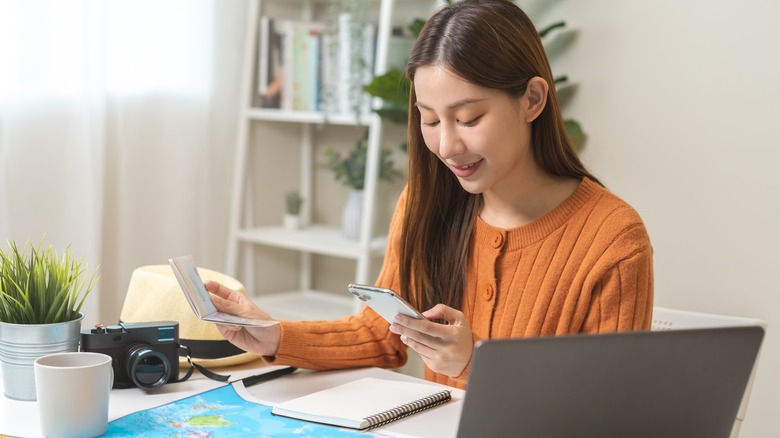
[255,13,375,115]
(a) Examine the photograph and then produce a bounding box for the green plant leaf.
[285,191,304,215]
[363,70,409,105]
[407,18,427,38]
[553,75,569,86]
[565,119,586,152]
[374,108,409,125]
[538,20,566,39]
[323,131,401,190]
[0,239,98,324]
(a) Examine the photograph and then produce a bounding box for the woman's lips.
[449,159,483,178]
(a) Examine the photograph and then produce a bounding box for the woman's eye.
[421,120,440,127]
[458,116,482,127]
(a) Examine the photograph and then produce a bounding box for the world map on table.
[104,384,370,437]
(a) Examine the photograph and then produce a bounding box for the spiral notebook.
[271,377,452,430]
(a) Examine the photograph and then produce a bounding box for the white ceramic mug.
[34,352,113,438]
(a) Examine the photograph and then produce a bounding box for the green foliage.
[540,20,587,151]
[362,69,410,125]
[538,20,566,39]
[324,131,401,190]
[406,18,427,37]
[285,191,304,215]
[0,240,97,324]
[564,119,586,152]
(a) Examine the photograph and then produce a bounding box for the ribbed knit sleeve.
[269,307,407,370]
[581,221,654,333]
[267,190,408,370]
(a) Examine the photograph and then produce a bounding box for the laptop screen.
[456,326,764,438]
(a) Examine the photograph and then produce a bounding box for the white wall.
[525,1,780,436]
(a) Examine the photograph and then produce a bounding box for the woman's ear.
[521,77,549,123]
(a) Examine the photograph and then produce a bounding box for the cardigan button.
[491,232,504,249]
[483,284,494,301]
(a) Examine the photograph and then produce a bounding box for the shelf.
[235,225,387,260]
[226,0,423,310]
[244,108,373,126]
[252,290,358,321]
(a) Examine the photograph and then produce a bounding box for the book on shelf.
[271,377,452,430]
[254,14,376,115]
[336,12,376,116]
[256,16,284,109]
[290,21,325,111]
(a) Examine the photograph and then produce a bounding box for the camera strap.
[174,344,231,383]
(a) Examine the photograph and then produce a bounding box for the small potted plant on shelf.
[284,191,304,230]
[0,239,98,401]
[323,130,401,239]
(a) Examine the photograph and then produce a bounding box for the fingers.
[399,333,436,359]
[206,280,251,312]
[212,292,253,316]
[205,280,243,302]
[395,304,462,338]
[422,304,462,325]
[391,304,474,377]
[390,317,443,349]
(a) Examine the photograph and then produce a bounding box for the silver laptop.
[456,326,764,438]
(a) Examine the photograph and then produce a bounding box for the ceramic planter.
[283,213,301,230]
[341,189,364,240]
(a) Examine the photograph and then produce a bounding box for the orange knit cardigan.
[269,178,654,389]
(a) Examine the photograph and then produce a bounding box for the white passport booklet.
[168,254,277,327]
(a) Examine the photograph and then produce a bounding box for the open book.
[271,377,452,430]
[168,255,277,327]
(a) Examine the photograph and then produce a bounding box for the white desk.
[0,361,464,437]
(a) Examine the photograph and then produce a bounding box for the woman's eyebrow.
[415,98,486,111]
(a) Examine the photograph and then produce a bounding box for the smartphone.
[347,283,426,323]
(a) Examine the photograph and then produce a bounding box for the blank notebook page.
[271,377,451,429]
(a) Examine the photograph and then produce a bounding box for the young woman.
[207,0,653,389]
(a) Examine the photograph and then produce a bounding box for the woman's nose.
[438,124,465,159]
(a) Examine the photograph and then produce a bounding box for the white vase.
[341,189,364,240]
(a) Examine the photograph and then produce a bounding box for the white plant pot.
[342,189,364,240]
[0,314,84,401]
[283,214,301,230]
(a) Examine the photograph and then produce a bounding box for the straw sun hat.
[119,264,261,369]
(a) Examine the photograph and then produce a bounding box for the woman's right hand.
[205,280,281,357]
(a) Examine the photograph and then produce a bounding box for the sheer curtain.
[0,0,247,325]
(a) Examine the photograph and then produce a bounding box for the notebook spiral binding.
[364,389,452,430]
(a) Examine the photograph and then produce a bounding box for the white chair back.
[652,307,767,438]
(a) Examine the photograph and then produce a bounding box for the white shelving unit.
[226,0,437,321]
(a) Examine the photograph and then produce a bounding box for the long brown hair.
[399,0,600,312]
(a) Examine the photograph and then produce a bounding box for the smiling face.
[414,65,542,197]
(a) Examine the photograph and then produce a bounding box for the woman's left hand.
[389,304,473,377]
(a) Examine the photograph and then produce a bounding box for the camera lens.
[125,344,172,390]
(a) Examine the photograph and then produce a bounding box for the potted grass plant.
[0,239,98,401]
[284,190,305,230]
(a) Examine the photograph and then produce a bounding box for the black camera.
[80,321,181,390]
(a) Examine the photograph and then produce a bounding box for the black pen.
[237,366,297,387]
